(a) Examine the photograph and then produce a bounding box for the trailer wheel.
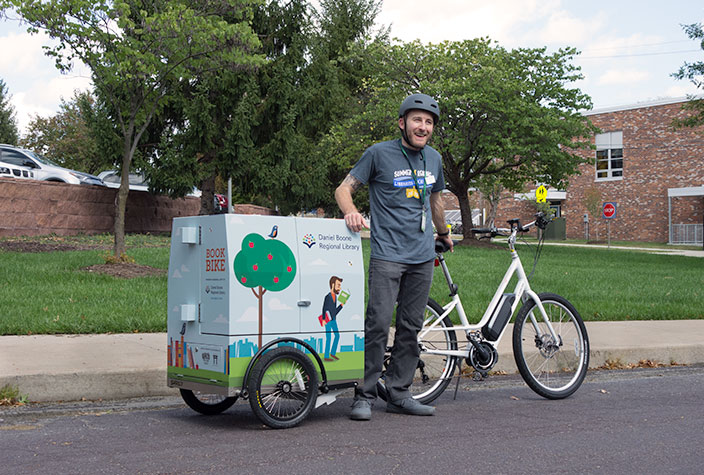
[248,347,318,429]
[179,389,237,415]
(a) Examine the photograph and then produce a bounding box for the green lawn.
[430,242,703,323]
[0,234,701,335]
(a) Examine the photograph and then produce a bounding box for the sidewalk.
[2,321,704,403]
[535,241,704,258]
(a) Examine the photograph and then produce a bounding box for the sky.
[1,0,703,135]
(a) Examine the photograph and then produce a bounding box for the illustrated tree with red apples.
[234,233,297,348]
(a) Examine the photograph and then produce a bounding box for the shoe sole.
[349,412,371,421]
[386,405,435,416]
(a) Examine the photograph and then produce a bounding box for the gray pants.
[356,257,435,403]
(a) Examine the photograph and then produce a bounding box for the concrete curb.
[2,320,703,403]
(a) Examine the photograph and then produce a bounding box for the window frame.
[594,131,623,181]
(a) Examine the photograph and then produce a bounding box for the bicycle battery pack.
[482,293,515,341]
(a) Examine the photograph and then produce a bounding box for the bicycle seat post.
[436,253,458,297]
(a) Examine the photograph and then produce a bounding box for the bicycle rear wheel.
[513,293,589,399]
[377,298,458,404]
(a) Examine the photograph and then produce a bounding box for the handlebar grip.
[471,228,493,234]
[434,239,454,253]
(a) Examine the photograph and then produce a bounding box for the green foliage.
[234,233,296,291]
[0,78,19,145]
[0,384,28,406]
[583,186,602,220]
[3,0,263,255]
[20,91,117,174]
[321,39,597,228]
[146,0,385,215]
[672,22,704,130]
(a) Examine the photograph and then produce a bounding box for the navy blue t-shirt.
[350,139,445,264]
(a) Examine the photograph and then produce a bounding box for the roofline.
[581,95,704,116]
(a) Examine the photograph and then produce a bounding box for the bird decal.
[268,225,278,239]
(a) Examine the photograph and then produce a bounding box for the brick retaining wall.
[0,178,275,237]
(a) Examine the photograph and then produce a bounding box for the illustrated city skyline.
[229,333,364,357]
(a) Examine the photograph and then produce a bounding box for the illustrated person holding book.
[322,275,346,361]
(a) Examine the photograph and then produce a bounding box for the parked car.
[0,144,104,186]
[98,169,228,213]
[97,169,149,191]
[0,162,36,180]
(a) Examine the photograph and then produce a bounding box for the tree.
[476,173,505,228]
[147,0,385,216]
[0,78,19,145]
[2,0,262,258]
[20,91,117,174]
[322,39,596,239]
[234,233,297,349]
[672,22,704,130]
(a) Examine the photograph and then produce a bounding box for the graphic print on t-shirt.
[392,168,437,200]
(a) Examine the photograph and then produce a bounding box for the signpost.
[602,202,617,247]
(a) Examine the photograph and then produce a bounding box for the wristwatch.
[437,229,450,237]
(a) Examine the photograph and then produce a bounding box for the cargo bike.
[167,214,365,429]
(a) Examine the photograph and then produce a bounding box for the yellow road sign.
[536,185,547,203]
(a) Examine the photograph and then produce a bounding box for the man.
[335,93,453,421]
[322,275,344,362]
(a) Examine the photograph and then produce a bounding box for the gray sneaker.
[350,399,372,421]
[386,397,435,416]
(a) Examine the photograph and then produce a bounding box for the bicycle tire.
[377,298,458,404]
[247,347,318,429]
[512,293,589,399]
[179,389,237,415]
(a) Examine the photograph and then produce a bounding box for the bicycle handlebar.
[470,212,551,238]
[434,239,456,254]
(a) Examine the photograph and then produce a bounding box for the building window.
[595,131,623,180]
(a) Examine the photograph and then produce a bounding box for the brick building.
[483,97,704,244]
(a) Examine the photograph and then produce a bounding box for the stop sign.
[603,202,617,219]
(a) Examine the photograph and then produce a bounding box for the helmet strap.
[399,115,423,151]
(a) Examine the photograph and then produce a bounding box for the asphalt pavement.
[2,320,704,403]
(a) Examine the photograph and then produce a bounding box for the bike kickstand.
[453,359,463,400]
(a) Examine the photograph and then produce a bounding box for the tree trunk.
[257,285,264,350]
[113,142,132,257]
[199,173,216,216]
[457,191,474,241]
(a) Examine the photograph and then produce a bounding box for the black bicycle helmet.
[399,93,440,124]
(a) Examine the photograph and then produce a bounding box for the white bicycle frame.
[420,219,560,359]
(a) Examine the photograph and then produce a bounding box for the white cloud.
[268,298,292,311]
[1,25,93,134]
[664,83,701,99]
[213,314,228,324]
[237,306,259,322]
[532,10,606,45]
[378,0,562,45]
[597,69,650,86]
[0,31,47,75]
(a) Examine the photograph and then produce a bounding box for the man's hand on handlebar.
[435,233,454,252]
